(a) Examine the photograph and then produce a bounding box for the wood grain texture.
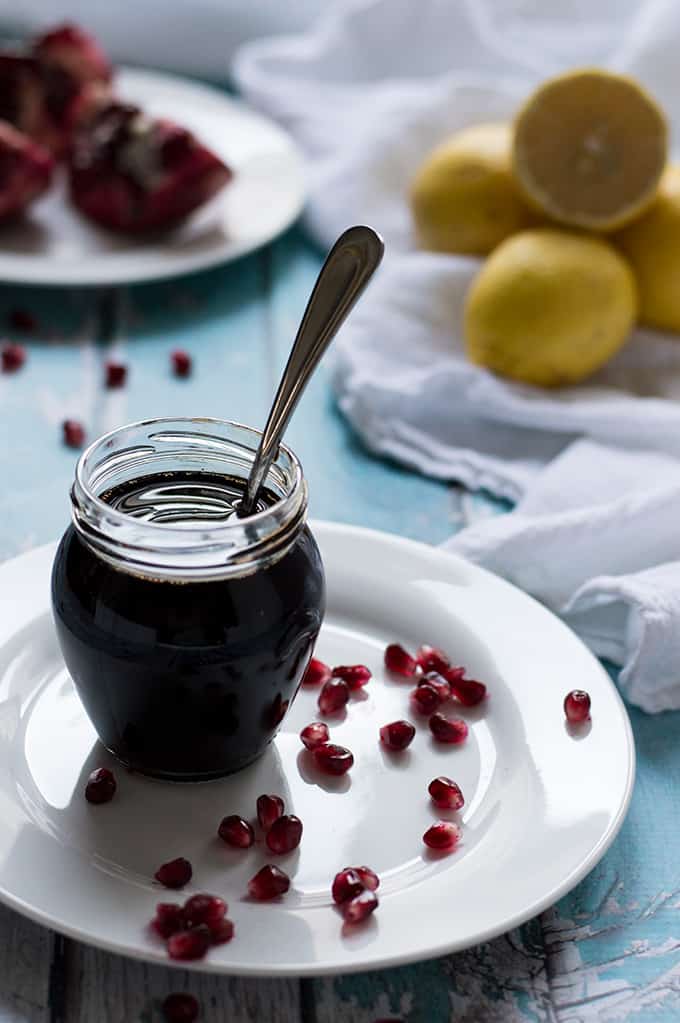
[0,905,53,1022]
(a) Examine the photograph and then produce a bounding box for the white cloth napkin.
[233,0,680,713]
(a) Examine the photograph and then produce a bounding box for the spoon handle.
[241,224,384,514]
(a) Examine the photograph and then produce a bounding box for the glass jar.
[50,417,325,781]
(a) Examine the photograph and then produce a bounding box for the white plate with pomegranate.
[0,523,634,975]
[0,67,305,287]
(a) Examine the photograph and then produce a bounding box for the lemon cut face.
[513,69,667,232]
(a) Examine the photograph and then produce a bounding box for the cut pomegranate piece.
[422,672,452,702]
[182,894,226,930]
[301,657,332,688]
[266,814,303,854]
[428,776,464,810]
[162,992,200,1023]
[210,918,235,945]
[151,902,184,940]
[154,857,193,890]
[0,122,53,220]
[564,689,591,723]
[300,721,330,750]
[384,643,418,678]
[410,682,441,716]
[429,713,468,745]
[256,793,284,831]
[1,342,26,372]
[105,360,127,388]
[416,644,450,675]
[450,678,487,707]
[171,349,192,377]
[332,664,372,690]
[352,866,380,891]
[248,864,290,900]
[341,888,378,924]
[218,814,254,849]
[33,24,112,88]
[312,742,354,776]
[84,766,116,804]
[167,925,211,961]
[62,418,85,448]
[318,677,350,715]
[8,308,37,332]
[331,868,364,905]
[423,821,461,852]
[69,101,232,233]
[380,720,416,751]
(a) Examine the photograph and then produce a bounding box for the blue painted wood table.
[0,226,679,1022]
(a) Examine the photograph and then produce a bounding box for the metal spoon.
[240,225,384,516]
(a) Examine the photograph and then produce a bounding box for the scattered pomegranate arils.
[564,689,591,723]
[248,864,290,900]
[300,721,330,750]
[84,766,116,803]
[167,924,212,961]
[256,793,284,831]
[332,664,372,690]
[105,360,127,388]
[380,719,416,751]
[352,865,380,891]
[154,857,193,889]
[162,992,200,1023]
[312,742,354,776]
[62,418,85,448]
[210,917,235,945]
[423,820,461,851]
[410,682,441,715]
[384,643,418,678]
[8,308,37,332]
[444,666,466,686]
[429,713,468,745]
[171,349,192,377]
[182,894,226,930]
[341,888,378,924]
[450,678,487,707]
[428,776,464,810]
[1,342,26,372]
[218,814,254,849]
[416,644,450,675]
[332,868,365,905]
[266,814,303,854]
[422,672,452,701]
[302,657,332,688]
[318,676,350,715]
[151,902,184,939]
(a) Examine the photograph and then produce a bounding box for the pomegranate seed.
[266,814,303,854]
[422,672,452,701]
[155,857,193,889]
[171,349,192,377]
[248,864,290,900]
[302,657,332,687]
[182,894,226,930]
[423,821,461,851]
[105,360,127,388]
[210,918,235,944]
[564,689,591,723]
[1,342,26,372]
[352,865,380,891]
[450,678,487,707]
[256,794,284,831]
[318,677,350,715]
[8,309,36,332]
[162,992,200,1023]
[384,643,417,678]
[416,644,450,674]
[428,776,464,810]
[444,665,466,686]
[332,868,364,905]
[300,721,330,750]
[312,742,354,775]
[84,766,116,804]
[410,682,441,715]
[62,419,85,448]
[151,902,184,939]
[341,888,378,924]
[332,664,372,690]
[218,814,254,848]
[167,925,211,961]
[380,720,416,751]
[429,713,468,745]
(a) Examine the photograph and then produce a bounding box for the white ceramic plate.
[0,524,634,976]
[0,68,305,287]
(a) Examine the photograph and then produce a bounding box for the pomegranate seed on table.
[218,814,254,848]
[428,776,464,810]
[380,720,416,751]
[422,672,452,701]
[1,342,26,372]
[564,689,591,723]
[8,309,37,332]
[62,419,85,448]
[416,644,450,675]
[162,992,200,1023]
[171,349,192,377]
[384,643,418,678]
[248,864,290,900]
[300,721,330,750]
[332,664,372,689]
[312,742,354,775]
[353,865,380,891]
[256,793,285,831]
[318,676,350,715]
[332,868,365,905]
[84,766,116,803]
[410,682,441,715]
[429,713,468,745]
[105,360,127,388]
[444,666,466,686]
[167,925,212,961]
[210,918,235,944]
[154,857,193,889]
[450,678,487,707]
[266,814,303,854]
[302,657,332,687]
[341,888,379,924]
[423,821,461,852]
[182,894,227,930]
[151,903,184,939]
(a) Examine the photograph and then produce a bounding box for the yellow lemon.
[614,164,680,332]
[513,69,667,231]
[410,122,535,255]
[465,228,637,387]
